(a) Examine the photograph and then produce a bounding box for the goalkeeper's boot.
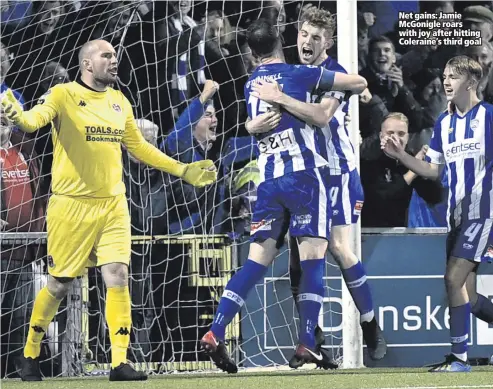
[200,330,238,374]
[428,354,472,373]
[361,317,387,361]
[109,363,148,381]
[288,325,326,369]
[289,343,338,370]
[17,355,42,381]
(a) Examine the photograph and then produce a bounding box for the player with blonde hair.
[382,55,493,372]
[1,39,217,381]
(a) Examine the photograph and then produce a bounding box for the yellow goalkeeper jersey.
[16,80,186,198]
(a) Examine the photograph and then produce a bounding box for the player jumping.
[381,55,493,372]
[1,39,217,381]
[200,18,367,373]
[248,8,386,367]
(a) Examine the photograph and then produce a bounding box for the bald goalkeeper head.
[78,39,118,91]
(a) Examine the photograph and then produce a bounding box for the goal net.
[0,0,355,378]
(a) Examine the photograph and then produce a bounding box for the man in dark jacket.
[361,112,443,227]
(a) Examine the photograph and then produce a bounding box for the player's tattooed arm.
[251,79,331,127]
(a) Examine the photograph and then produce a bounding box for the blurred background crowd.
[2,0,493,377]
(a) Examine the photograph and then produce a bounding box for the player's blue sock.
[211,259,267,341]
[450,303,471,361]
[471,294,493,324]
[341,262,375,323]
[298,259,324,349]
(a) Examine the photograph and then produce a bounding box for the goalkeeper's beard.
[93,73,118,88]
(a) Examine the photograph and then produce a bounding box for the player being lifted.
[382,55,493,372]
[200,18,367,372]
[0,39,217,381]
[248,8,386,365]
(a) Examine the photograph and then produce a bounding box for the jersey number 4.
[464,222,482,242]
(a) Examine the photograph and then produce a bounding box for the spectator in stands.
[359,36,422,137]
[124,118,171,236]
[260,0,287,35]
[461,42,493,103]
[7,1,69,105]
[160,79,219,234]
[357,11,376,71]
[40,62,70,98]
[0,112,46,377]
[154,0,205,118]
[411,68,446,133]
[463,5,493,44]
[0,42,24,107]
[360,112,441,227]
[90,1,133,42]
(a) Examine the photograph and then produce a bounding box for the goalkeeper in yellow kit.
[0,39,217,382]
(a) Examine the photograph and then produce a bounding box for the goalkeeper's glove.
[0,89,23,123]
[181,159,217,187]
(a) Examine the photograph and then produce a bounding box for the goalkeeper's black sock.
[24,287,62,359]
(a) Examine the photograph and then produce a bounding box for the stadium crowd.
[1,0,493,378]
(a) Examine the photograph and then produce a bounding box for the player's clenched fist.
[0,89,23,123]
[181,159,217,187]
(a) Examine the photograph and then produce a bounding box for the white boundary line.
[377,386,493,389]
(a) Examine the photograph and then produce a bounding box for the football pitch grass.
[2,367,492,389]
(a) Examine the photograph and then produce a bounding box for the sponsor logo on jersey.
[292,214,312,227]
[78,100,87,107]
[85,126,124,143]
[250,219,274,234]
[2,169,29,180]
[112,103,122,113]
[445,141,481,159]
[258,128,295,154]
[463,243,474,250]
[354,200,364,215]
[470,119,479,130]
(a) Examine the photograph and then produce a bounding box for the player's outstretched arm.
[251,79,331,127]
[381,134,440,180]
[331,72,368,94]
[0,88,59,133]
[122,100,217,187]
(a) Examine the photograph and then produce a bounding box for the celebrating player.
[248,8,386,366]
[381,55,493,372]
[0,39,217,381]
[200,18,367,372]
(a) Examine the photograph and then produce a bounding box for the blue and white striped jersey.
[315,57,356,175]
[244,63,329,182]
[426,102,493,229]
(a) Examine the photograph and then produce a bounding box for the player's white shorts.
[325,168,364,226]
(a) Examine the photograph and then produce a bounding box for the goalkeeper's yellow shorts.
[46,194,131,278]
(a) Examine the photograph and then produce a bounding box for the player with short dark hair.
[1,39,217,382]
[248,8,386,367]
[382,55,493,372]
[200,18,367,372]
